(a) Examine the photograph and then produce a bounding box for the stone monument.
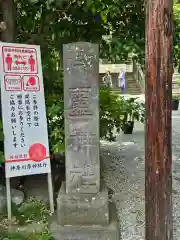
[50,42,119,240]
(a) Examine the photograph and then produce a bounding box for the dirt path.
[101,110,180,239]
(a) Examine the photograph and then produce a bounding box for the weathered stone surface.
[50,203,119,240]
[52,42,119,238]
[63,42,100,194]
[57,181,109,226]
[0,185,24,212]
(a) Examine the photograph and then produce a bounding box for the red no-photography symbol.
[28,143,46,162]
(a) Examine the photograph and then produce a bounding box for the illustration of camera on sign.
[23,75,40,91]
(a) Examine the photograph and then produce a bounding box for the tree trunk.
[0,0,15,42]
[145,0,173,239]
[0,0,19,189]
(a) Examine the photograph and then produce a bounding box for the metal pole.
[145,0,173,239]
[6,177,11,220]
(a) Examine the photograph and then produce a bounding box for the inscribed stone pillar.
[63,42,100,194]
[50,42,119,240]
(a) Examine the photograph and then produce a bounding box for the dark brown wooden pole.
[145,0,173,239]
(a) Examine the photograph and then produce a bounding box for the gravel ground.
[100,109,180,240]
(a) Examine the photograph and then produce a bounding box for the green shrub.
[46,86,123,153]
[99,86,122,141]
[46,94,64,154]
[172,95,180,100]
[120,97,145,123]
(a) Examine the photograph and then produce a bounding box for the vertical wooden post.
[145,0,173,239]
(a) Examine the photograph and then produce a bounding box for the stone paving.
[100,109,180,240]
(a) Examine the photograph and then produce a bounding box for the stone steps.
[99,72,141,95]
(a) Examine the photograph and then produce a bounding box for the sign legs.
[6,172,54,221]
[6,177,11,220]
[48,172,54,214]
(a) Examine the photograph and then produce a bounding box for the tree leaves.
[86,0,93,8]
[11,0,146,63]
[174,3,180,71]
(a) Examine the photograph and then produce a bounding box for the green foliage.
[0,198,52,240]
[99,87,122,141]
[12,198,50,225]
[119,97,145,132]
[0,231,52,240]
[172,95,180,100]
[46,94,64,153]
[120,97,145,123]
[13,0,145,64]
[2,0,180,73]
[173,3,180,71]
[173,4,180,71]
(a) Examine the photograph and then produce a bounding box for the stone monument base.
[50,203,119,240]
[56,181,109,226]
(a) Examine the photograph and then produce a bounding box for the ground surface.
[100,108,180,240]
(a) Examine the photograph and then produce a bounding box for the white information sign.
[0,42,51,178]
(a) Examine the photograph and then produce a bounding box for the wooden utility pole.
[145,0,173,239]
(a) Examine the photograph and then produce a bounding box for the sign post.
[0,42,54,219]
[145,0,173,239]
